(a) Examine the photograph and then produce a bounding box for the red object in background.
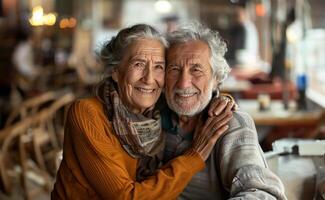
[2,0,16,16]
[256,3,266,17]
[241,78,298,100]
[230,68,298,100]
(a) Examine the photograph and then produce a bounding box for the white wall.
[92,0,200,51]
[122,0,199,31]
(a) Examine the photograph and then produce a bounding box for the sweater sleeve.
[67,100,205,200]
[219,111,287,200]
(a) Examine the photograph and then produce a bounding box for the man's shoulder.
[216,110,258,150]
[228,110,255,131]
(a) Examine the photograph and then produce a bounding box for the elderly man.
[161,23,287,199]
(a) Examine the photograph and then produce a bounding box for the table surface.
[220,79,252,93]
[266,153,324,200]
[238,100,325,126]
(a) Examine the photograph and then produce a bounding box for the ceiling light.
[154,0,172,14]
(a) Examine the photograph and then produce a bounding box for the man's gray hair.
[99,24,168,76]
[167,22,230,84]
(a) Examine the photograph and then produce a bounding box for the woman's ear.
[112,68,118,82]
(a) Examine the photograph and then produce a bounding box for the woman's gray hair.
[95,24,167,100]
[167,22,230,84]
[99,24,168,77]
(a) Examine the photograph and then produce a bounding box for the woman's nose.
[142,64,154,84]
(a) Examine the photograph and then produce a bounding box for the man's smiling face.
[165,40,217,116]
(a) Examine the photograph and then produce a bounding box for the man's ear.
[112,68,118,82]
[212,76,219,91]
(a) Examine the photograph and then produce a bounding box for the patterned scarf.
[101,78,165,181]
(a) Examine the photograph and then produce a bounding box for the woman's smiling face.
[112,38,165,114]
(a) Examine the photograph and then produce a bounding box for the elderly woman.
[51,24,234,199]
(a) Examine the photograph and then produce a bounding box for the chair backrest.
[5,88,72,127]
[0,91,75,194]
[0,91,75,144]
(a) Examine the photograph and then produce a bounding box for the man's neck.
[178,115,200,134]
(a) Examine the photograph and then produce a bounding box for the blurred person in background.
[51,24,234,199]
[12,29,41,93]
[228,5,260,67]
[161,14,180,33]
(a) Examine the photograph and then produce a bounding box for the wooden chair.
[5,88,71,128]
[0,92,75,199]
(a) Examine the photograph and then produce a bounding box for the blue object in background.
[296,74,307,109]
[297,74,307,91]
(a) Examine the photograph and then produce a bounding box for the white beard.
[166,81,214,116]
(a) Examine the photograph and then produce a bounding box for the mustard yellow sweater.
[51,97,205,200]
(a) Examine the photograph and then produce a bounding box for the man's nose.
[177,70,192,89]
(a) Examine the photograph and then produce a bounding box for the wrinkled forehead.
[128,39,165,58]
[167,41,211,62]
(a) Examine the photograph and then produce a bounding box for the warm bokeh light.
[44,13,57,26]
[59,18,69,29]
[59,17,77,29]
[29,6,57,26]
[29,6,44,26]
[69,17,77,28]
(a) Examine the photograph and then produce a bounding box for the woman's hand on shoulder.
[208,93,238,117]
[190,112,233,161]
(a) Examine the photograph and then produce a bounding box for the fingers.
[208,98,222,116]
[195,124,230,161]
[192,111,233,161]
[232,103,239,111]
[208,99,228,116]
[197,116,213,134]
[208,112,232,135]
[208,96,238,117]
[214,100,229,116]
[225,100,235,113]
[210,124,229,142]
[206,111,232,131]
[215,113,233,129]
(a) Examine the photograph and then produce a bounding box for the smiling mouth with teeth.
[135,87,156,94]
[176,93,197,98]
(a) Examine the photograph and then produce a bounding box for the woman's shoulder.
[68,97,109,126]
[67,97,114,138]
[65,98,119,161]
[70,97,105,115]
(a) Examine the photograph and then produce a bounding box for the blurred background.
[0,0,325,199]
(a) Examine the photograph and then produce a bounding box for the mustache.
[173,88,199,95]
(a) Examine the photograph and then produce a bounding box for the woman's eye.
[155,65,165,70]
[167,67,181,75]
[169,66,180,71]
[134,62,145,68]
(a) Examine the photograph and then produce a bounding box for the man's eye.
[193,64,201,69]
[192,64,203,72]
